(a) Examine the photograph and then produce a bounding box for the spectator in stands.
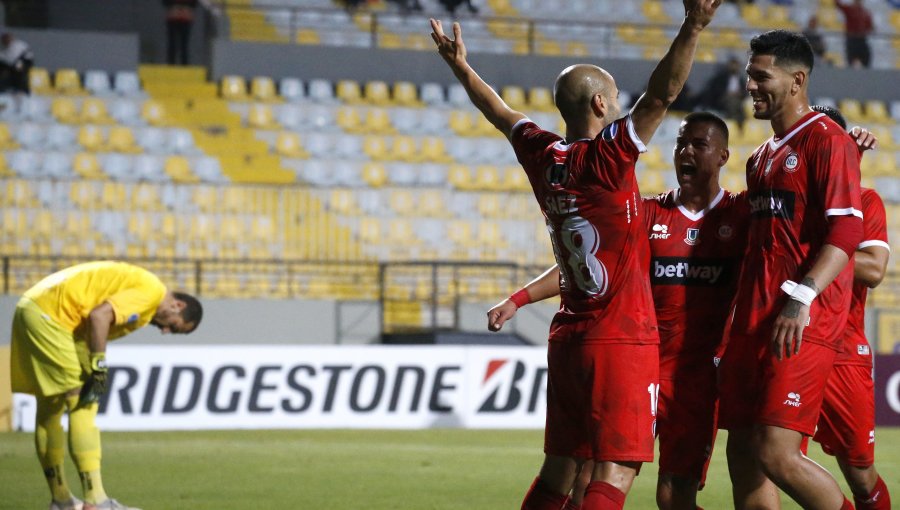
[803,15,830,65]
[163,0,199,65]
[0,32,33,95]
[697,55,745,127]
[835,0,874,68]
[439,0,480,16]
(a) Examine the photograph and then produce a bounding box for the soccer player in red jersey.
[717,30,863,510]
[490,111,749,510]
[429,1,721,508]
[806,105,892,510]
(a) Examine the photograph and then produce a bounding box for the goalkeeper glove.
[78,353,108,407]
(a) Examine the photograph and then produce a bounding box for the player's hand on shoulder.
[849,126,878,152]
[430,19,467,68]
[487,299,518,332]
[684,0,721,29]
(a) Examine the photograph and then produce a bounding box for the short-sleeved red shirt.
[730,112,863,350]
[643,189,749,377]
[510,116,658,344]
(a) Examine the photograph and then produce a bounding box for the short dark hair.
[174,291,203,332]
[749,30,815,74]
[811,104,847,130]
[683,111,729,145]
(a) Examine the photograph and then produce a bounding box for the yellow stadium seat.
[54,68,85,95]
[528,87,555,112]
[364,108,395,134]
[73,153,104,179]
[337,106,364,132]
[51,97,80,123]
[250,76,278,102]
[77,125,105,151]
[501,85,528,111]
[838,99,865,123]
[389,189,416,215]
[29,67,52,94]
[336,79,363,103]
[221,75,249,101]
[474,165,501,190]
[448,164,474,190]
[449,110,476,136]
[364,80,391,105]
[393,81,421,107]
[107,126,142,153]
[165,155,199,182]
[80,98,114,124]
[536,40,563,56]
[864,100,890,123]
[420,136,452,163]
[391,135,417,162]
[247,103,279,129]
[502,165,530,191]
[0,123,18,149]
[639,169,666,194]
[142,99,168,125]
[357,162,385,188]
[274,132,308,158]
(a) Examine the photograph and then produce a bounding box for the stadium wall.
[0,27,139,72]
[210,40,900,102]
[0,296,558,347]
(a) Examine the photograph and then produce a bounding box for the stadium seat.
[362,135,390,161]
[420,136,452,163]
[51,97,80,123]
[73,152,105,179]
[420,82,446,107]
[112,71,142,96]
[20,95,51,121]
[16,122,44,149]
[364,80,391,106]
[221,75,249,101]
[40,152,72,178]
[391,135,418,162]
[864,100,890,123]
[54,68,86,95]
[250,76,279,102]
[164,155,197,182]
[247,103,279,129]
[80,97,114,124]
[362,162,387,187]
[0,122,17,149]
[308,79,336,103]
[168,128,199,154]
[501,85,528,111]
[84,70,112,95]
[141,99,168,125]
[137,126,168,153]
[77,125,106,152]
[276,104,304,130]
[336,105,364,132]
[528,87,555,113]
[279,77,305,102]
[393,81,421,107]
[336,79,363,103]
[29,67,53,95]
[274,131,308,158]
[363,108,395,134]
[109,99,142,125]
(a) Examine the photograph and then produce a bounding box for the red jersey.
[643,189,749,377]
[838,188,889,367]
[730,111,863,350]
[510,115,658,344]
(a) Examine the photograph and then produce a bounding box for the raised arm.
[630,0,720,143]
[430,19,526,139]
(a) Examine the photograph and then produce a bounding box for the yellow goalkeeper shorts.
[10,298,87,397]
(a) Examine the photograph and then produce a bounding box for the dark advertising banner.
[875,354,900,426]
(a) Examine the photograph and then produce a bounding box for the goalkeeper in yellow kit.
[10,261,202,510]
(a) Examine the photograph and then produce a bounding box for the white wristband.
[780,280,817,307]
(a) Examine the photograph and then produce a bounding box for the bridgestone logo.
[650,257,734,286]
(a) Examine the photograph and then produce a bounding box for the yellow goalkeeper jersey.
[24,261,167,340]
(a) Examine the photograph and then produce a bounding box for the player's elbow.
[860,266,886,289]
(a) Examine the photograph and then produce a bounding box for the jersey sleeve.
[106,273,167,327]
[641,196,657,232]
[589,115,647,187]
[510,118,562,171]
[811,132,863,219]
[860,189,890,251]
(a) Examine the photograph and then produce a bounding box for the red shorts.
[657,356,719,485]
[812,364,875,466]
[544,342,659,463]
[717,335,836,436]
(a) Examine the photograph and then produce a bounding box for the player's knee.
[755,441,796,481]
[843,464,878,496]
[657,474,698,510]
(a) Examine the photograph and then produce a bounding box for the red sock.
[562,496,581,510]
[521,477,568,510]
[841,497,855,510]
[854,476,891,510]
[582,481,626,510]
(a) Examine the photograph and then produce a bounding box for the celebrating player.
[717,30,863,510]
[430,1,720,507]
[489,111,748,510]
[10,261,203,510]
[804,105,893,510]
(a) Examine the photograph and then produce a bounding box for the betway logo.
[748,189,795,220]
[650,257,734,286]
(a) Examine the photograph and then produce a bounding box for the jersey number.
[549,215,609,298]
[648,383,659,417]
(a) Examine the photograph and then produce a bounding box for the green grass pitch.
[1,428,898,509]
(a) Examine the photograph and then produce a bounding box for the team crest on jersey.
[684,228,700,246]
[545,163,569,189]
[784,152,799,173]
[601,121,618,142]
[716,224,734,241]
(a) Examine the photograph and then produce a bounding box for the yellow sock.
[66,395,108,504]
[36,395,75,502]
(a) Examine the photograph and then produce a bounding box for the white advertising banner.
[13,345,548,431]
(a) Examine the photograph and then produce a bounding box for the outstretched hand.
[430,18,467,69]
[487,299,518,332]
[849,126,878,152]
[684,0,722,29]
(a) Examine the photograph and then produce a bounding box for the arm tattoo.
[800,277,819,294]
[782,299,802,319]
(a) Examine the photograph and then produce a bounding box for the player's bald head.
[554,64,616,121]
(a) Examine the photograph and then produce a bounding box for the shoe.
[49,497,84,510]
[83,499,142,510]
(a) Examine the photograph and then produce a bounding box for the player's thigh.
[10,298,82,396]
[758,342,836,436]
[814,364,875,466]
[658,364,718,483]
[717,334,766,431]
